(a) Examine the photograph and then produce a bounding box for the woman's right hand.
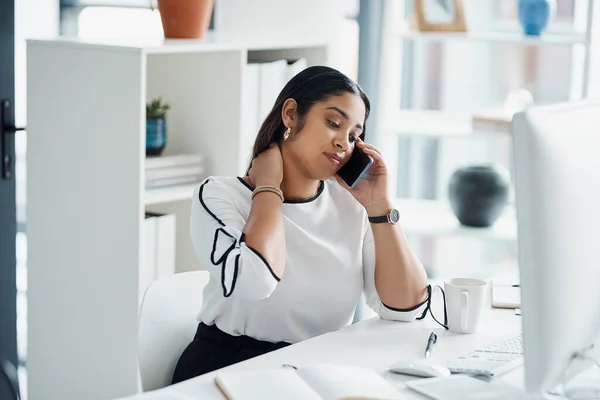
[248,143,284,188]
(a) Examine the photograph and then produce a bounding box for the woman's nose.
[334,136,350,151]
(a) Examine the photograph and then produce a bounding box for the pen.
[424,332,437,358]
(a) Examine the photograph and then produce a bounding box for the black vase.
[448,165,510,227]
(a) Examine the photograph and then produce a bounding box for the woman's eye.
[327,120,340,129]
[349,136,358,143]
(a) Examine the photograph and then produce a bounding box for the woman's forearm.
[367,202,429,309]
[242,191,286,278]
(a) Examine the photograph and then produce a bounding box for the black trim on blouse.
[199,179,280,297]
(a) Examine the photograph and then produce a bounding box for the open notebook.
[214,363,404,400]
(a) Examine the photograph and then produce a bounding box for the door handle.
[1,100,26,180]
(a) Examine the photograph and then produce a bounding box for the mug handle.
[461,290,469,332]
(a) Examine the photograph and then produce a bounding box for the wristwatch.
[368,208,400,224]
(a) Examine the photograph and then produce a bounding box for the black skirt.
[171,322,291,384]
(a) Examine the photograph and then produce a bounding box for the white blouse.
[189,176,427,344]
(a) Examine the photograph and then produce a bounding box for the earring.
[283,126,291,141]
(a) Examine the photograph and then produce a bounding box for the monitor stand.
[564,385,600,400]
[548,361,600,400]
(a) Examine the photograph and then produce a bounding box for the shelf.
[383,110,510,138]
[394,30,588,46]
[28,34,329,55]
[394,198,518,242]
[144,183,199,205]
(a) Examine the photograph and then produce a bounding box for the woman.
[171,66,429,384]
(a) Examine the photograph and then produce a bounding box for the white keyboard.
[447,333,524,377]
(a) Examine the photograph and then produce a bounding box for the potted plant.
[155,0,215,39]
[146,97,170,156]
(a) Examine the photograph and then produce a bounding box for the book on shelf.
[215,363,403,400]
[140,212,176,307]
[145,175,203,189]
[145,153,204,170]
[471,111,512,134]
[145,153,205,189]
[145,165,204,181]
[241,58,307,174]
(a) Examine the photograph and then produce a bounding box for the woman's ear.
[281,98,298,129]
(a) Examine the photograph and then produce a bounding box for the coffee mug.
[444,278,488,334]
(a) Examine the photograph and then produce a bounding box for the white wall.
[15,0,59,225]
[213,0,345,69]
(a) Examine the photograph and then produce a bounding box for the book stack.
[145,153,205,189]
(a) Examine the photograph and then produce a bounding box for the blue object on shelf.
[518,0,553,36]
[146,117,167,156]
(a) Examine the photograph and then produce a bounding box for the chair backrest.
[138,270,210,391]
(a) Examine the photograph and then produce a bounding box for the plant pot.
[146,116,167,156]
[518,0,556,36]
[157,0,214,39]
[448,164,510,228]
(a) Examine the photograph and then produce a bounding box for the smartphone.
[337,146,374,188]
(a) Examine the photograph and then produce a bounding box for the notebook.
[214,363,404,400]
[491,285,521,309]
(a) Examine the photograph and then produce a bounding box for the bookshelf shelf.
[393,29,588,46]
[27,35,330,55]
[395,198,517,242]
[144,183,200,206]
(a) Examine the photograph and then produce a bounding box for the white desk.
[117,305,525,399]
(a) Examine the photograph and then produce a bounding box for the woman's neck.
[280,151,320,201]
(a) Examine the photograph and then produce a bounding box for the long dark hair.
[246,66,371,173]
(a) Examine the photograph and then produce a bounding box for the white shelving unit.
[376,0,595,244]
[26,36,329,400]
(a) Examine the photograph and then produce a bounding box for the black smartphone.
[337,146,374,188]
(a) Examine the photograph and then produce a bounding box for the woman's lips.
[324,153,342,166]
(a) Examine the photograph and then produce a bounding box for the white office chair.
[138,270,210,391]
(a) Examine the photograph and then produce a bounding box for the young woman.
[171,66,429,384]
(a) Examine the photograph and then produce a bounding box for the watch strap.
[368,214,390,224]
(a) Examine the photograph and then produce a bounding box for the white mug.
[444,278,488,334]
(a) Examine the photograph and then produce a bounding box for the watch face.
[390,209,400,223]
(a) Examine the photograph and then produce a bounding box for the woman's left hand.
[335,138,392,215]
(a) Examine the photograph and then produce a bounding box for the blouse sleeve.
[362,225,427,321]
[190,178,280,301]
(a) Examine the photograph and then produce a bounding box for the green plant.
[146,97,170,118]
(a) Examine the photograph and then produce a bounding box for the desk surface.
[118,305,525,399]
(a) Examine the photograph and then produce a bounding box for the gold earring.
[283,126,291,141]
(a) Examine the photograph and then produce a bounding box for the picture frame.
[413,0,467,32]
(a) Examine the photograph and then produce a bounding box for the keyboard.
[446,333,524,377]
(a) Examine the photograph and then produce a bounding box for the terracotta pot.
[157,0,215,39]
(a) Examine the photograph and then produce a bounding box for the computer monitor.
[512,99,600,395]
